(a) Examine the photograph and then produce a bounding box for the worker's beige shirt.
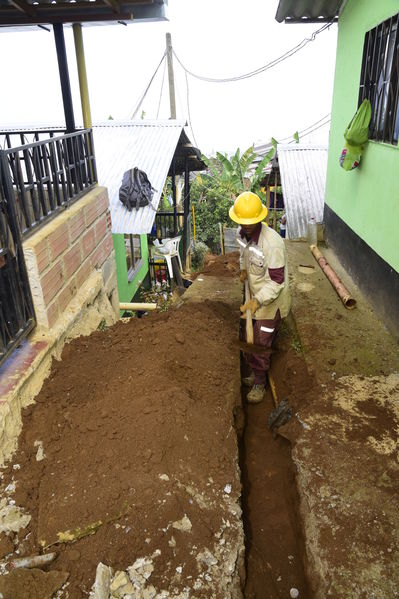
[238,223,291,320]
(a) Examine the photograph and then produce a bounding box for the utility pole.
[166,32,177,119]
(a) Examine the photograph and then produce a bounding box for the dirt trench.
[0,253,312,598]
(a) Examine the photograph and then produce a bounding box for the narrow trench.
[237,359,311,598]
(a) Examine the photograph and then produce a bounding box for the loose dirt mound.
[1,300,243,597]
[195,252,240,278]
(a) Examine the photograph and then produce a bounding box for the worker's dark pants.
[247,310,282,385]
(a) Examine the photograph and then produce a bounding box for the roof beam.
[9,0,36,18]
[0,11,134,25]
[102,0,122,13]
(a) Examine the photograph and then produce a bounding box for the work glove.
[240,298,260,316]
[239,269,248,283]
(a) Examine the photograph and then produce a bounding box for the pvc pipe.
[119,302,157,312]
[310,245,356,310]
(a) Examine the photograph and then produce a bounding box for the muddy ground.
[0,264,247,597]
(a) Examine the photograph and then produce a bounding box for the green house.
[276,0,399,336]
[93,120,205,305]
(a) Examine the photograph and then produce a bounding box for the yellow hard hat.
[229,191,268,225]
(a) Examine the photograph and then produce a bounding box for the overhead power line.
[129,51,166,119]
[172,21,334,84]
[278,113,331,143]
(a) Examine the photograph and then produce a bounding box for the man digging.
[229,191,291,403]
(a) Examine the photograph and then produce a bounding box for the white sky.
[0,0,338,155]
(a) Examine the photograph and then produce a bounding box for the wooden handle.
[244,280,254,345]
[119,302,157,311]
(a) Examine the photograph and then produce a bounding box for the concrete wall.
[23,186,119,328]
[325,0,399,273]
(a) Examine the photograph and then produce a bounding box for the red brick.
[46,301,59,329]
[97,191,110,216]
[33,238,50,274]
[106,209,112,232]
[82,228,95,256]
[63,242,82,279]
[76,259,92,289]
[58,278,77,313]
[103,233,113,258]
[95,216,107,244]
[84,199,99,227]
[48,223,69,262]
[69,210,85,243]
[41,261,64,305]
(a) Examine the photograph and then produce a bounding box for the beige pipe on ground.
[119,302,158,312]
[310,245,356,310]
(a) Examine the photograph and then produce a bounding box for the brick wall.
[23,186,117,329]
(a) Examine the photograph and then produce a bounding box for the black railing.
[0,129,97,238]
[0,154,35,366]
[155,210,184,239]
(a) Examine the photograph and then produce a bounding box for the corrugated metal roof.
[93,119,186,235]
[0,1,168,30]
[277,144,328,239]
[275,0,342,23]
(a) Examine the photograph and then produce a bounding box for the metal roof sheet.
[0,1,168,30]
[277,144,328,239]
[275,0,342,23]
[92,119,186,235]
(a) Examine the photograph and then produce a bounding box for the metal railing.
[155,210,184,239]
[0,129,97,238]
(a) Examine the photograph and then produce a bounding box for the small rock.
[328,358,336,365]
[290,588,299,598]
[224,484,232,494]
[175,334,185,344]
[172,515,192,532]
[159,474,170,482]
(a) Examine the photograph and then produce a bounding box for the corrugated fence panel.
[93,120,186,235]
[277,144,328,239]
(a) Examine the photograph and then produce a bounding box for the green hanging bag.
[339,99,371,171]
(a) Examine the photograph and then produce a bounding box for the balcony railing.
[0,128,97,239]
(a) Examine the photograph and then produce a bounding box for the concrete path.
[281,240,399,598]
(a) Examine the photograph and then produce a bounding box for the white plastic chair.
[152,236,182,280]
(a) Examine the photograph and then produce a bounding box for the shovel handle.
[244,280,254,345]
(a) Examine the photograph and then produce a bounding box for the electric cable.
[277,113,331,143]
[172,21,334,84]
[129,51,166,119]
[292,117,331,140]
[185,71,199,148]
[156,57,167,119]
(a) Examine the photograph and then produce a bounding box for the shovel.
[243,281,292,432]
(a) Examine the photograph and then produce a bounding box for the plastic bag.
[339,99,371,171]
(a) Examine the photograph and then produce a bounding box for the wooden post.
[219,223,224,255]
[171,158,177,235]
[273,171,278,231]
[166,33,177,119]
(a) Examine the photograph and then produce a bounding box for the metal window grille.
[0,129,97,239]
[358,13,399,144]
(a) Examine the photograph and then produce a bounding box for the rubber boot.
[247,384,265,404]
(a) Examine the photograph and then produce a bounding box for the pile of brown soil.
[1,300,242,597]
[193,252,240,279]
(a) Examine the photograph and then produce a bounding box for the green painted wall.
[325,0,399,272]
[112,234,149,304]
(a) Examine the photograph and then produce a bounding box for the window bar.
[41,143,56,211]
[22,146,41,228]
[48,140,63,207]
[387,16,399,143]
[129,235,135,268]
[88,131,97,184]
[14,153,35,230]
[55,138,68,203]
[32,145,49,218]
[61,137,74,199]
